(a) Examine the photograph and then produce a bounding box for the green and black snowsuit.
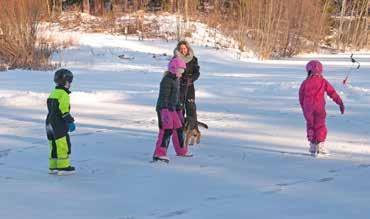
[45,86,74,169]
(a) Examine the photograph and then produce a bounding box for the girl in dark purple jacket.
[153,57,191,162]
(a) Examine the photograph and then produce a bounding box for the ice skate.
[152,156,170,163]
[317,142,329,156]
[57,166,76,176]
[48,168,58,175]
[309,142,318,157]
[177,153,193,157]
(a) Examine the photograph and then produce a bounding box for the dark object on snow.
[151,156,169,163]
[118,54,134,60]
[0,63,8,71]
[343,54,361,85]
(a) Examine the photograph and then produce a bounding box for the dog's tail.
[197,121,208,129]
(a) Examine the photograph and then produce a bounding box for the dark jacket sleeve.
[62,113,74,123]
[158,77,172,109]
[191,57,200,82]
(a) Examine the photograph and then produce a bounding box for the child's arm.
[325,80,343,105]
[191,57,200,82]
[158,78,172,110]
[325,80,345,114]
[59,93,74,123]
[299,81,305,109]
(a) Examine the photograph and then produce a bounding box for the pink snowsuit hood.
[306,60,323,75]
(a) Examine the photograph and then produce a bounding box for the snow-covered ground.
[1,32,370,219]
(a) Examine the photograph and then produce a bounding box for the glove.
[68,122,76,132]
[340,104,345,114]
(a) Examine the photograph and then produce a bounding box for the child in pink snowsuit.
[153,57,191,162]
[299,60,345,155]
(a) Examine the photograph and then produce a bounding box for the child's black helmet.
[54,69,73,86]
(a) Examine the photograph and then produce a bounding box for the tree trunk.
[99,0,104,16]
[82,0,90,14]
[46,0,51,16]
[121,0,127,13]
[367,0,370,48]
[352,0,368,49]
[52,0,63,17]
[343,1,356,51]
[316,0,330,50]
[184,0,189,30]
[337,0,347,50]
[238,0,246,51]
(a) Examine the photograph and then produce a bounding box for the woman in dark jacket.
[174,40,201,127]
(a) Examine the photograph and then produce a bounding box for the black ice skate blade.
[57,171,76,176]
[177,154,194,157]
[310,152,330,158]
[48,169,58,175]
[150,158,169,163]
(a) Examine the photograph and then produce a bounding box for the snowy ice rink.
[1,33,370,219]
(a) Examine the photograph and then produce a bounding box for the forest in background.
[0,0,369,69]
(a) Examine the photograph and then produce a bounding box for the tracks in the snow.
[264,163,370,194]
[0,149,11,158]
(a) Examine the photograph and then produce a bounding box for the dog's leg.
[196,129,201,144]
[184,130,191,147]
[189,137,195,145]
[189,130,196,145]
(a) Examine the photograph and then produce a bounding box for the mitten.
[68,122,76,132]
[340,104,345,114]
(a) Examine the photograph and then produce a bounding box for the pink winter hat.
[168,57,186,74]
[306,60,323,74]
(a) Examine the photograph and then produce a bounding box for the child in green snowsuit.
[46,69,76,175]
